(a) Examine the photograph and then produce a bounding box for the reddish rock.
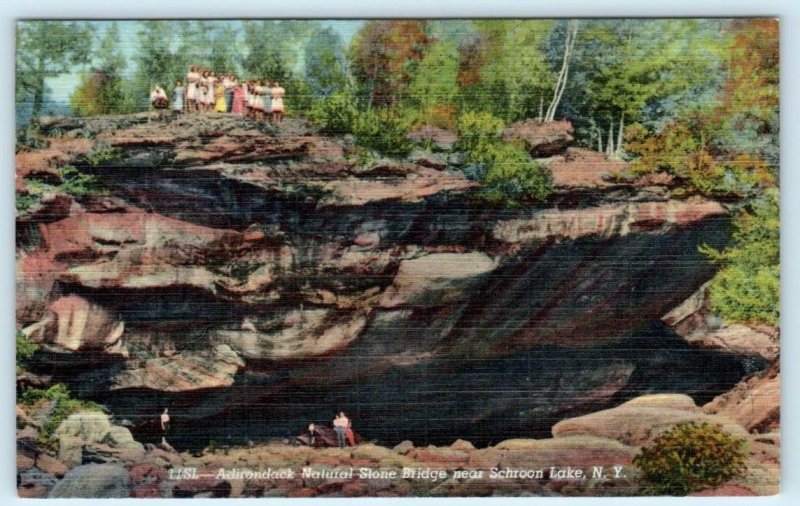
[172,470,231,498]
[407,126,458,151]
[131,484,161,498]
[17,453,34,471]
[35,454,68,477]
[129,462,168,484]
[545,148,629,188]
[287,487,318,498]
[690,484,758,496]
[502,119,574,157]
[704,361,780,433]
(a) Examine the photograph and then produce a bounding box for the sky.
[39,20,366,110]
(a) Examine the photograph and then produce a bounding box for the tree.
[209,23,241,75]
[304,27,348,99]
[456,20,555,122]
[713,19,779,166]
[407,40,459,127]
[544,20,579,122]
[133,22,183,104]
[70,22,129,116]
[349,20,433,106]
[242,20,314,81]
[571,20,723,153]
[16,21,93,119]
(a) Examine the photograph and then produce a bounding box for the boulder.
[470,436,637,470]
[48,464,130,498]
[551,394,749,446]
[35,454,69,478]
[407,126,458,151]
[55,411,145,465]
[502,119,574,157]
[18,467,58,498]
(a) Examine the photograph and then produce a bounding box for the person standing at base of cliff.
[308,422,319,446]
[333,412,349,449]
[160,407,171,446]
[172,80,185,114]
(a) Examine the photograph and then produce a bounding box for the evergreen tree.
[16,21,93,119]
[304,27,348,99]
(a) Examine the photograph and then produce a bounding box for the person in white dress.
[186,67,199,113]
[206,71,217,112]
[271,81,285,123]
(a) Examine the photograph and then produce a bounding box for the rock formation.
[16,113,777,496]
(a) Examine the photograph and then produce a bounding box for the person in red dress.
[231,83,245,116]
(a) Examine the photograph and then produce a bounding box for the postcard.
[15,18,779,498]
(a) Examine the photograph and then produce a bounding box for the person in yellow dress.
[214,82,227,113]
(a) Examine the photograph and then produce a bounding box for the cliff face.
[17,114,764,448]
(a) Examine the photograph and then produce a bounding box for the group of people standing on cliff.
[149,66,286,123]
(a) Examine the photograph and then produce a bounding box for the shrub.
[77,143,123,167]
[633,422,747,495]
[309,90,360,135]
[352,107,414,157]
[59,165,105,197]
[701,188,779,326]
[625,121,774,197]
[16,330,39,375]
[310,92,413,156]
[456,111,552,204]
[455,111,506,157]
[19,384,107,446]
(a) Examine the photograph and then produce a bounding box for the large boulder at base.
[551,394,749,446]
[55,411,145,465]
[502,119,574,157]
[48,464,130,498]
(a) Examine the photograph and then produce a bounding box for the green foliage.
[633,422,747,495]
[309,90,360,135]
[16,21,93,118]
[456,111,553,205]
[78,143,124,167]
[20,384,107,445]
[16,331,39,362]
[408,40,460,126]
[16,123,48,153]
[625,120,774,197]
[701,188,779,326]
[16,330,39,375]
[304,27,349,99]
[310,91,413,156]
[460,20,555,122]
[59,165,105,197]
[455,111,505,156]
[351,107,414,157]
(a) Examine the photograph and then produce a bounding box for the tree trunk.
[545,20,579,122]
[616,113,625,154]
[31,54,46,120]
[597,127,603,152]
[606,121,614,155]
[538,96,543,122]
